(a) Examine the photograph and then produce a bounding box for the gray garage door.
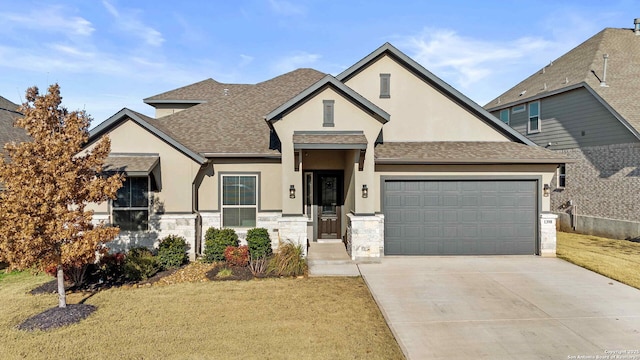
[384,180,537,255]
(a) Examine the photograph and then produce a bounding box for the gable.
[343,53,511,142]
[272,86,384,144]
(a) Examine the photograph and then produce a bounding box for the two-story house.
[486,20,640,240]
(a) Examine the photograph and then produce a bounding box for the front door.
[317,172,342,239]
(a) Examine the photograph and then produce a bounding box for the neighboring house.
[87,43,566,260]
[0,96,29,161]
[485,20,640,240]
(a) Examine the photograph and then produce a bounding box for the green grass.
[0,273,404,359]
[557,231,640,290]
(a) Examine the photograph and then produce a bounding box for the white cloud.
[0,6,94,36]
[239,54,254,67]
[272,52,321,73]
[268,0,306,16]
[403,28,555,89]
[102,0,164,47]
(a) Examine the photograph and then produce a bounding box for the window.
[380,73,391,98]
[528,101,540,133]
[499,109,509,124]
[557,164,566,188]
[512,104,525,113]
[113,176,149,231]
[323,100,334,127]
[222,175,257,227]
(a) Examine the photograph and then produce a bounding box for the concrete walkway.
[307,242,360,276]
[358,257,640,360]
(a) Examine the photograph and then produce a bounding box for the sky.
[0,0,638,124]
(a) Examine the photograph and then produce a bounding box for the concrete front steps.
[307,242,361,277]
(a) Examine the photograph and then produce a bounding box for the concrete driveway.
[358,257,640,360]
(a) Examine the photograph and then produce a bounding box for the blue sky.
[0,0,637,124]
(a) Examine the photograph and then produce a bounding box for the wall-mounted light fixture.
[289,185,296,199]
[362,184,368,198]
[543,184,550,197]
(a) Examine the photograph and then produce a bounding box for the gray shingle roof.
[144,79,253,103]
[293,132,368,149]
[104,155,159,174]
[485,28,640,135]
[374,142,568,164]
[0,97,29,159]
[149,68,326,155]
[0,96,19,112]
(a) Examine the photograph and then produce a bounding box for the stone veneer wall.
[346,214,384,260]
[201,212,283,253]
[92,213,198,260]
[551,143,640,221]
[276,216,309,257]
[539,213,557,257]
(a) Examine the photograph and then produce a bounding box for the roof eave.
[88,108,207,165]
[375,158,571,165]
[143,99,207,105]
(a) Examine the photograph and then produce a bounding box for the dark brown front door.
[317,173,342,239]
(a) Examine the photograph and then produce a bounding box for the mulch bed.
[205,264,257,281]
[17,304,96,331]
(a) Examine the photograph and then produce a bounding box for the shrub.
[44,263,92,286]
[224,245,249,267]
[99,252,126,283]
[246,228,272,259]
[203,228,238,263]
[123,247,160,281]
[248,256,269,276]
[158,235,188,270]
[215,267,233,279]
[268,240,307,277]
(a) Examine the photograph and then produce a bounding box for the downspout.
[192,160,213,257]
[568,200,578,231]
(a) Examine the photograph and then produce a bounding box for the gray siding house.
[486,21,640,239]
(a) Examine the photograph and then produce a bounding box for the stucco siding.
[550,143,640,223]
[86,119,200,214]
[374,164,557,213]
[344,54,510,142]
[273,87,381,215]
[154,103,199,118]
[495,88,638,149]
[198,160,282,212]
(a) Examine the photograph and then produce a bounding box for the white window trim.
[557,165,566,189]
[111,176,150,231]
[221,174,258,228]
[527,101,541,134]
[499,109,510,125]
[512,104,526,114]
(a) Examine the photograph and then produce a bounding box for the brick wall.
[551,143,640,222]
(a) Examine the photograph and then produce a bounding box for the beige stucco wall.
[344,55,510,142]
[374,164,558,213]
[197,160,282,212]
[86,118,201,214]
[153,103,198,118]
[272,87,382,215]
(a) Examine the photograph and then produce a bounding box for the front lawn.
[557,231,640,289]
[0,270,404,359]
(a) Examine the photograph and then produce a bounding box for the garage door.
[384,180,537,255]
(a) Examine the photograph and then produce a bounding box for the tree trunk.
[57,264,67,308]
